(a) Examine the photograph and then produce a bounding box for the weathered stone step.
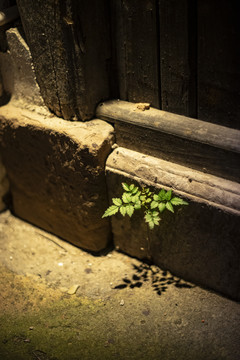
[0,104,114,252]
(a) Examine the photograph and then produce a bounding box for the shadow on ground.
[114,263,194,296]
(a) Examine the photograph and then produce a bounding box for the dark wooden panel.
[112,0,160,108]
[159,0,197,117]
[97,100,240,182]
[115,121,240,182]
[17,0,111,120]
[198,0,240,129]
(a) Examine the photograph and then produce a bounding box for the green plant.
[102,182,188,229]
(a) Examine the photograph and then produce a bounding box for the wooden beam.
[17,0,111,120]
[97,100,240,182]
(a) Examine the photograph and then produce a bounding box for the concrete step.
[0,210,239,360]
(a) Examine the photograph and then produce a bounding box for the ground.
[0,210,239,360]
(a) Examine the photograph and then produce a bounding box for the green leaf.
[144,212,152,222]
[152,211,159,217]
[131,194,140,203]
[122,192,132,203]
[150,201,159,209]
[166,201,174,213]
[140,195,146,201]
[171,197,189,206]
[158,202,166,213]
[134,201,141,210]
[126,204,134,217]
[102,205,119,218]
[146,198,152,203]
[120,205,127,216]
[153,217,160,225]
[122,183,129,191]
[148,221,155,229]
[112,198,122,206]
[153,194,159,201]
[164,190,172,201]
[129,184,135,191]
[131,187,139,195]
[158,189,166,200]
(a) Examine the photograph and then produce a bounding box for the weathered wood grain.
[112,0,160,108]
[198,0,240,129]
[159,0,197,117]
[17,0,111,120]
[97,100,240,182]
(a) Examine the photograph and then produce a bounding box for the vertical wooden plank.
[198,0,240,129]
[16,0,111,121]
[159,0,197,117]
[112,0,160,108]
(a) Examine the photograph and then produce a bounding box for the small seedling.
[103,182,188,229]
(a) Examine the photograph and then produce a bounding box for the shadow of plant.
[114,263,194,296]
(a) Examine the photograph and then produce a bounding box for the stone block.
[0,27,50,114]
[0,105,114,252]
[106,147,240,300]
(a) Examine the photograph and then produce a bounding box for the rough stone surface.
[0,153,9,211]
[0,210,240,360]
[106,147,240,300]
[0,104,114,251]
[0,27,50,115]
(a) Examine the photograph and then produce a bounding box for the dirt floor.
[0,210,239,360]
